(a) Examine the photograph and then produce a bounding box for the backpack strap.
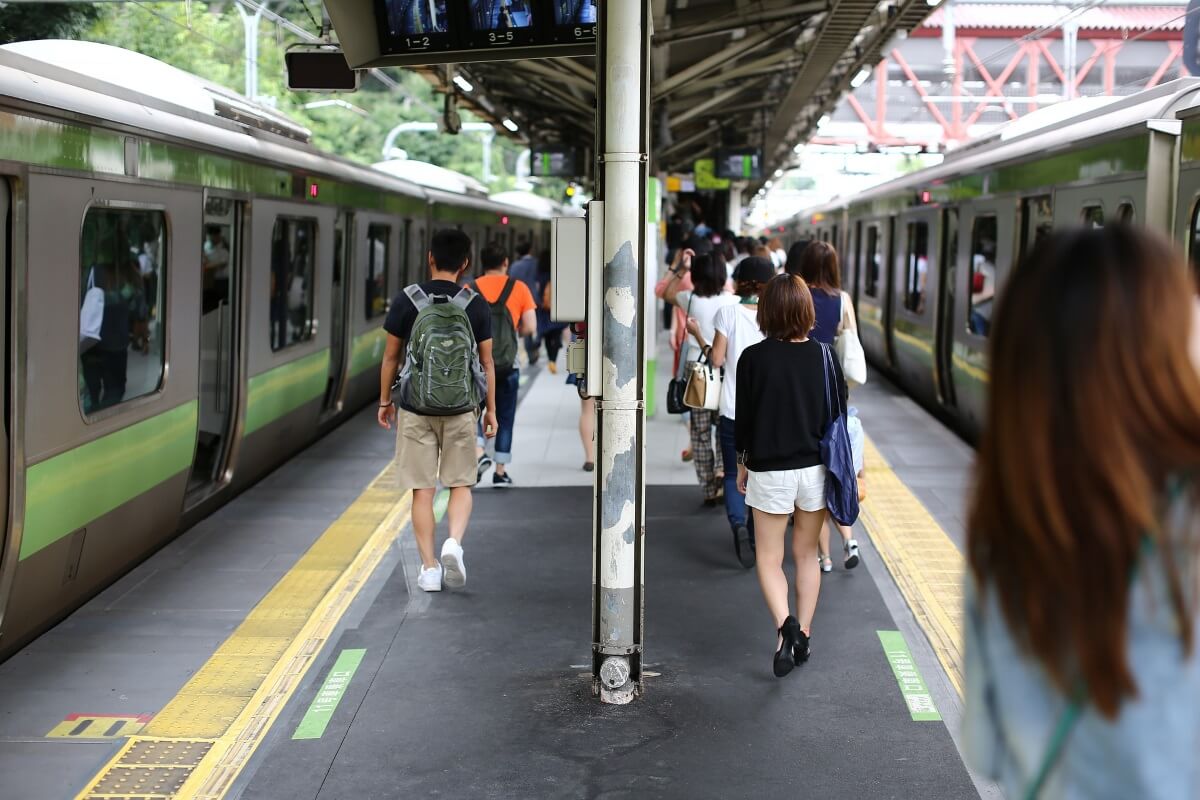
[404,284,431,311]
[450,285,476,310]
[497,276,517,307]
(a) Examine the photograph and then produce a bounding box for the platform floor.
[0,348,996,800]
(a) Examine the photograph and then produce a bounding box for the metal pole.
[236,1,268,101]
[592,0,649,705]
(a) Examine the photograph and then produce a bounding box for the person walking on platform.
[378,229,497,593]
[964,226,1200,799]
[509,241,540,364]
[688,256,773,567]
[792,241,862,572]
[734,273,848,677]
[471,245,537,487]
[663,248,737,505]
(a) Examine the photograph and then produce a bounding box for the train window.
[968,215,998,337]
[365,223,389,319]
[1117,202,1135,224]
[1190,200,1200,280]
[863,225,880,297]
[270,217,316,351]
[904,221,929,314]
[832,225,839,252]
[1082,205,1104,228]
[1020,195,1053,259]
[78,208,167,415]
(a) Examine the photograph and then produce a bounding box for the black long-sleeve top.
[734,338,849,472]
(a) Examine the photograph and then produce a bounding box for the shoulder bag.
[80,267,104,353]
[666,294,694,414]
[819,343,860,525]
[683,348,721,411]
[835,291,868,386]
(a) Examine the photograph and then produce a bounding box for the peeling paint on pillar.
[601,242,639,399]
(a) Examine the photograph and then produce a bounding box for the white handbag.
[79,267,104,353]
[683,351,722,411]
[835,291,868,386]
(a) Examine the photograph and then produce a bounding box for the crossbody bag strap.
[498,276,517,306]
[820,343,835,427]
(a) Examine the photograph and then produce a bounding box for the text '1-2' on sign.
[324,0,596,69]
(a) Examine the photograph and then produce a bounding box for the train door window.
[78,208,167,416]
[1190,199,1200,281]
[831,225,840,253]
[365,223,389,318]
[904,221,929,314]
[1117,202,1135,224]
[1020,195,1053,260]
[269,217,316,351]
[967,215,998,337]
[863,224,880,297]
[1082,205,1104,228]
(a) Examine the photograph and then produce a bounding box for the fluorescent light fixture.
[817,114,831,129]
[502,118,519,132]
[851,69,871,88]
[764,180,774,188]
[773,169,783,178]
[453,75,474,92]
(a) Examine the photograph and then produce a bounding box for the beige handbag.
[683,351,721,411]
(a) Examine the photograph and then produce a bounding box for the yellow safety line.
[858,438,966,696]
[75,465,412,800]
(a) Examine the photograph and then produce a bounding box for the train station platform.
[0,352,998,800]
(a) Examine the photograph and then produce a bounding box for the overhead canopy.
[414,0,937,193]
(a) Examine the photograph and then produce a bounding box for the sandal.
[818,554,833,574]
[681,449,694,462]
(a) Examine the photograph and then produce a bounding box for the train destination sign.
[325,0,596,69]
[531,145,579,178]
[715,147,763,181]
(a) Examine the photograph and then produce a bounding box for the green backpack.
[396,284,486,415]
[471,277,519,372]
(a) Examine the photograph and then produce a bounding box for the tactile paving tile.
[143,695,246,739]
[118,739,212,766]
[81,738,214,799]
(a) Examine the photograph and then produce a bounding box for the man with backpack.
[508,241,540,365]
[378,229,497,593]
[471,244,537,487]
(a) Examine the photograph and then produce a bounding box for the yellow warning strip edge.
[857,438,967,697]
[74,466,412,800]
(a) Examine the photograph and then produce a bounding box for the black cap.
[734,256,775,284]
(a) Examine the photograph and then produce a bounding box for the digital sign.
[531,145,579,177]
[371,0,596,63]
[715,147,763,181]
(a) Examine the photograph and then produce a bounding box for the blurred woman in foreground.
[964,225,1200,799]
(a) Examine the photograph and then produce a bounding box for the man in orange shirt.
[472,245,537,487]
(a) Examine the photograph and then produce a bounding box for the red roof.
[922,4,1187,32]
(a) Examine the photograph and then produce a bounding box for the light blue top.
[964,507,1200,799]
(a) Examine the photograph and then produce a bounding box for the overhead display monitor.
[531,145,578,177]
[378,0,456,53]
[551,0,598,42]
[715,147,764,181]
[463,0,537,48]
[285,47,361,91]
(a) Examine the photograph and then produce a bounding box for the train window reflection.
[968,215,997,337]
[270,218,316,351]
[78,208,167,415]
[366,224,390,319]
[864,224,880,297]
[1020,195,1053,259]
[904,221,929,314]
[1082,205,1104,228]
[1190,200,1200,282]
[1117,202,1135,224]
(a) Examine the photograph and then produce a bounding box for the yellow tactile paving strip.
[75,466,412,800]
[858,438,966,696]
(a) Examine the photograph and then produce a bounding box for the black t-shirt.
[734,337,848,471]
[384,280,492,345]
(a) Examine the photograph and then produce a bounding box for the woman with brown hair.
[735,273,848,677]
[964,225,1200,798]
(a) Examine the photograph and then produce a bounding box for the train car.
[0,40,554,659]
[784,79,1200,441]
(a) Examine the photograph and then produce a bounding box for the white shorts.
[746,466,828,514]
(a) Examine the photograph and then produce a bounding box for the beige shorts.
[746,466,828,514]
[394,408,478,491]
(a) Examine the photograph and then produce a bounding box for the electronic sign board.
[715,147,764,181]
[285,47,361,91]
[531,145,579,177]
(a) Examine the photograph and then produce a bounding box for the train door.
[934,206,959,409]
[882,215,898,366]
[0,179,9,569]
[187,195,242,501]
[322,211,353,415]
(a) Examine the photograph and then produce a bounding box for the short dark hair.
[516,240,532,257]
[783,240,810,276]
[691,253,725,297]
[795,240,841,291]
[758,274,815,340]
[430,228,472,272]
[480,245,507,271]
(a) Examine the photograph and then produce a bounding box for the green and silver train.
[0,40,557,659]
[785,78,1200,441]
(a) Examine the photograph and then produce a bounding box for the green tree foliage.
[0,3,101,44]
[23,1,561,197]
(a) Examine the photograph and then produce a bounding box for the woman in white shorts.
[734,274,848,677]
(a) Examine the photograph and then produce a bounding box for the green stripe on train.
[349,329,387,379]
[0,111,125,174]
[244,350,331,435]
[21,401,198,561]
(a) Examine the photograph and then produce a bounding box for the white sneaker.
[440,538,467,589]
[417,564,443,592]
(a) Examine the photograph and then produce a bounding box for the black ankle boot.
[774,616,801,677]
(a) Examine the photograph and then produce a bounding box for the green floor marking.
[878,631,941,721]
[292,648,366,740]
[433,489,450,523]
